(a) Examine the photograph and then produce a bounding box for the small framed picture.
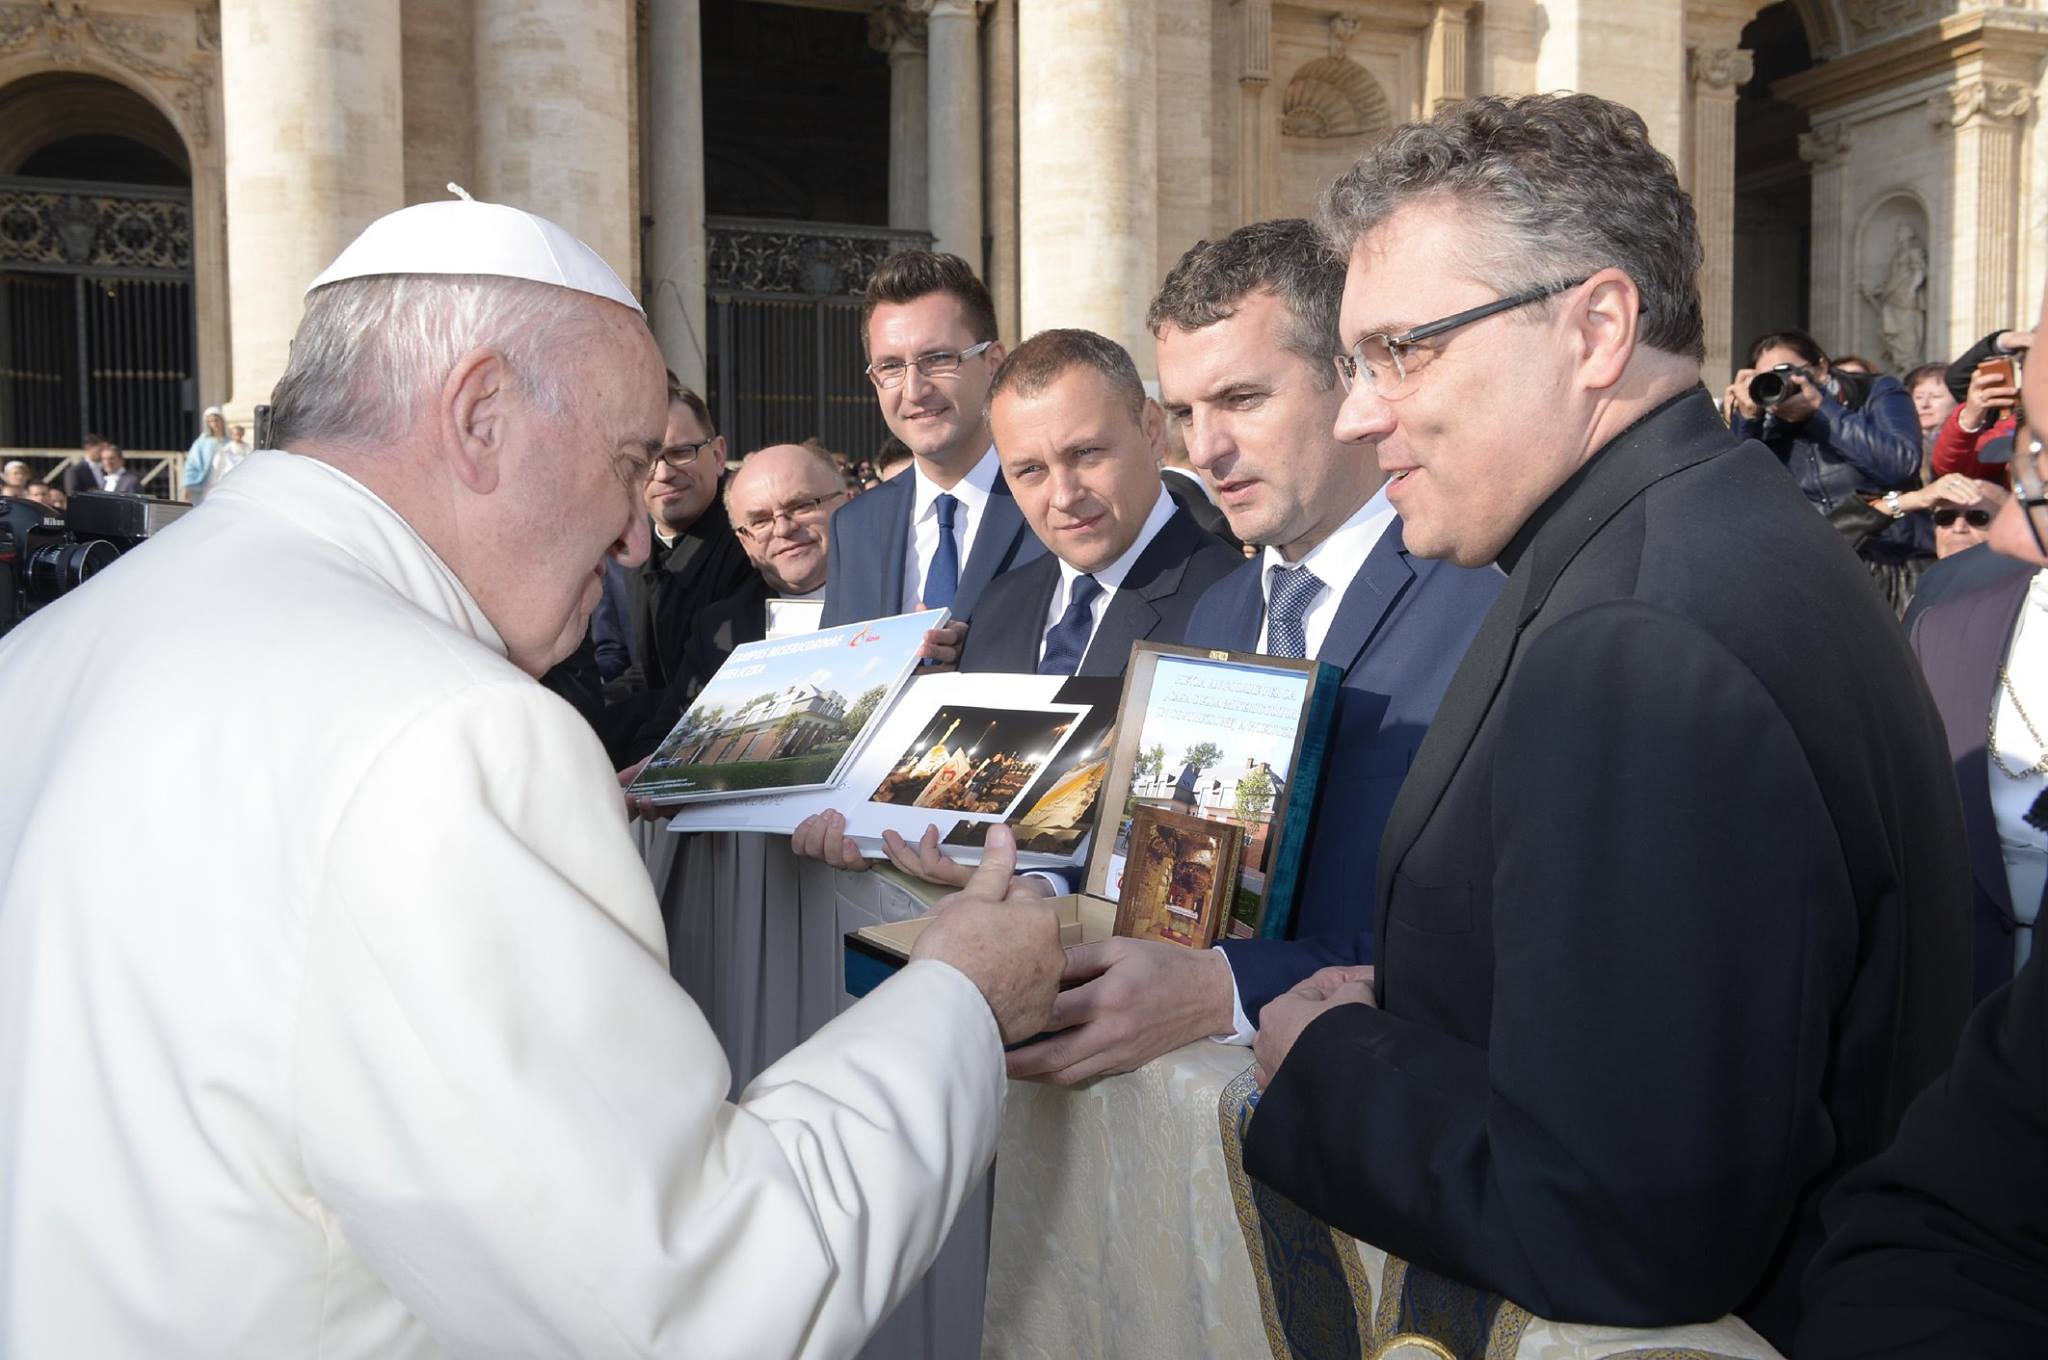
[1112,806,1243,949]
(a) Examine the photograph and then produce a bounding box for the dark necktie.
[923,493,960,609]
[1038,573,1104,675]
[1265,564,1324,660]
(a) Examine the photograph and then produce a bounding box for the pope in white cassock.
[0,194,1062,1357]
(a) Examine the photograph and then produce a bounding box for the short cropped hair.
[1148,219,1344,386]
[666,370,715,436]
[80,432,105,450]
[1747,328,1826,368]
[722,441,843,513]
[860,250,998,355]
[1904,362,1948,391]
[986,328,1147,425]
[1319,93,1705,361]
[270,274,606,450]
[876,436,912,475]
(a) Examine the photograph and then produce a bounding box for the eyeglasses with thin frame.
[653,439,717,473]
[2011,422,2048,557]
[733,491,846,542]
[1332,277,1592,399]
[865,340,995,390]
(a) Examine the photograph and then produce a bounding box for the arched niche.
[1280,57,1392,142]
[0,71,189,181]
[1853,192,1935,371]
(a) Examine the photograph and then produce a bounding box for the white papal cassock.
[0,451,1004,1358]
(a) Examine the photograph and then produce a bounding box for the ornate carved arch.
[1280,56,1392,142]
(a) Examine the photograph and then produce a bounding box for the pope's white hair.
[266,273,607,451]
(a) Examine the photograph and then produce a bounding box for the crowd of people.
[7,90,2048,1359]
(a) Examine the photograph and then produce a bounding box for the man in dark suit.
[956,328,1240,678]
[820,251,1045,664]
[615,380,755,698]
[1798,286,2048,1360]
[1908,567,2044,1001]
[95,446,144,496]
[796,329,1240,872]
[1240,95,1968,1352]
[999,219,1500,1086]
[63,434,107,497]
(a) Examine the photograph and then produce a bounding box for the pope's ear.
[442,347,508,494]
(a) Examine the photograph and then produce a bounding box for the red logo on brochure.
[846,626,883,648]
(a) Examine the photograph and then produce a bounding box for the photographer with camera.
[1727,328,1926,612]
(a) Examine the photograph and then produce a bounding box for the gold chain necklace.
[1991,665,2048,779]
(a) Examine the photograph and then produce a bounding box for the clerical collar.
[1495,385,1707,577]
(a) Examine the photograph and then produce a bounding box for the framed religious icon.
[1111,806,1243,949]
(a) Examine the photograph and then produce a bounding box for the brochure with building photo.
[626,608,946,805]
[1089,643,1341,940]
[661,671,1118,869]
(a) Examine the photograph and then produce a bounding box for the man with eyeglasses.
[821,251,1046,659]
[1220,94,1968,1350]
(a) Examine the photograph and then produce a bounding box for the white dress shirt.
[902,446,1001,613]
[1037,487,1178,668]
[1255,483,1399,657]
[1991,568,2048,975]
[1219,482,1402,1042]
[0,451,1004,1358]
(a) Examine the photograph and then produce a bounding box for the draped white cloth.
[0,451,1006,1358]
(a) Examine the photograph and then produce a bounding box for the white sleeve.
[295,681,1004,1358]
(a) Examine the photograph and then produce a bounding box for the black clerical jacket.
[1243,388,1971,1352]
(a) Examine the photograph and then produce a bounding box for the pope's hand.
[918,619,968,671]
[1004,936,1237,1085]
[790,809,870,871]
[911,824,1063,1044]
[1252,974,1376,1091]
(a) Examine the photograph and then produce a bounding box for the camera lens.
[1749,371,1790,407]
[23,534,115,608]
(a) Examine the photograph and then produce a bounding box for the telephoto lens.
[1748,369,1792,408]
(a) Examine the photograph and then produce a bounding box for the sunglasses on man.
[1931,506,1994,529]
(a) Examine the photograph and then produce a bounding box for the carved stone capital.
[1797,122,1852,166]
[1688,44,1753,92]
[1933,78,2034,130]
[868,2,927,58]
[0,1,215,145]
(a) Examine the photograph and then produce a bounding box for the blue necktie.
[923,493,960,609]
[1265,564,1323,659]
[1037,574,1104,675]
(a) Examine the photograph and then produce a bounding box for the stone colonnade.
[219,0,636,422]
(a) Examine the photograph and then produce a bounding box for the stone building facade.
[2,0,2045,456]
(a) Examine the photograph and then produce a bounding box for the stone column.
[917,0,984,266]
[1798,121,1852,351]
[1020,0,1158,364]
[473,0,635,289]
[1934,78,2033,339]
[1687,43,1753,395]
[647,0,708,390]
[1231,0,1273,226]
[872,3,930,232]
[1426,1,1472,113]
[983,0,1020,339]
[219,0,404,419]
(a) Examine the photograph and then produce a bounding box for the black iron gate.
[0,175,196,451]
[706,216,932,459]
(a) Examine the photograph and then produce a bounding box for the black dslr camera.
[1,492,189,638]
[1748,363,1812,410]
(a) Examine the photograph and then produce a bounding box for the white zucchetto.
[306,183,642,314]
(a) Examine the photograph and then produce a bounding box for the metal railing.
[1,448,185,499]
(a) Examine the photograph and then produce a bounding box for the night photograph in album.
[868,705,1082,816]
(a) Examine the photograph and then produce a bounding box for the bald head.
[726,444,846,595]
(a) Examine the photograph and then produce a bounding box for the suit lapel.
[880,476,913,613]
[1314,526,1413,678]
[957,473,1024,610]
[1082,512,1192,674]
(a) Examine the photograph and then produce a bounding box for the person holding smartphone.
[1934,329,2033,485]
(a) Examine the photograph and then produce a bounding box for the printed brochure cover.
[626,608,946,805]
